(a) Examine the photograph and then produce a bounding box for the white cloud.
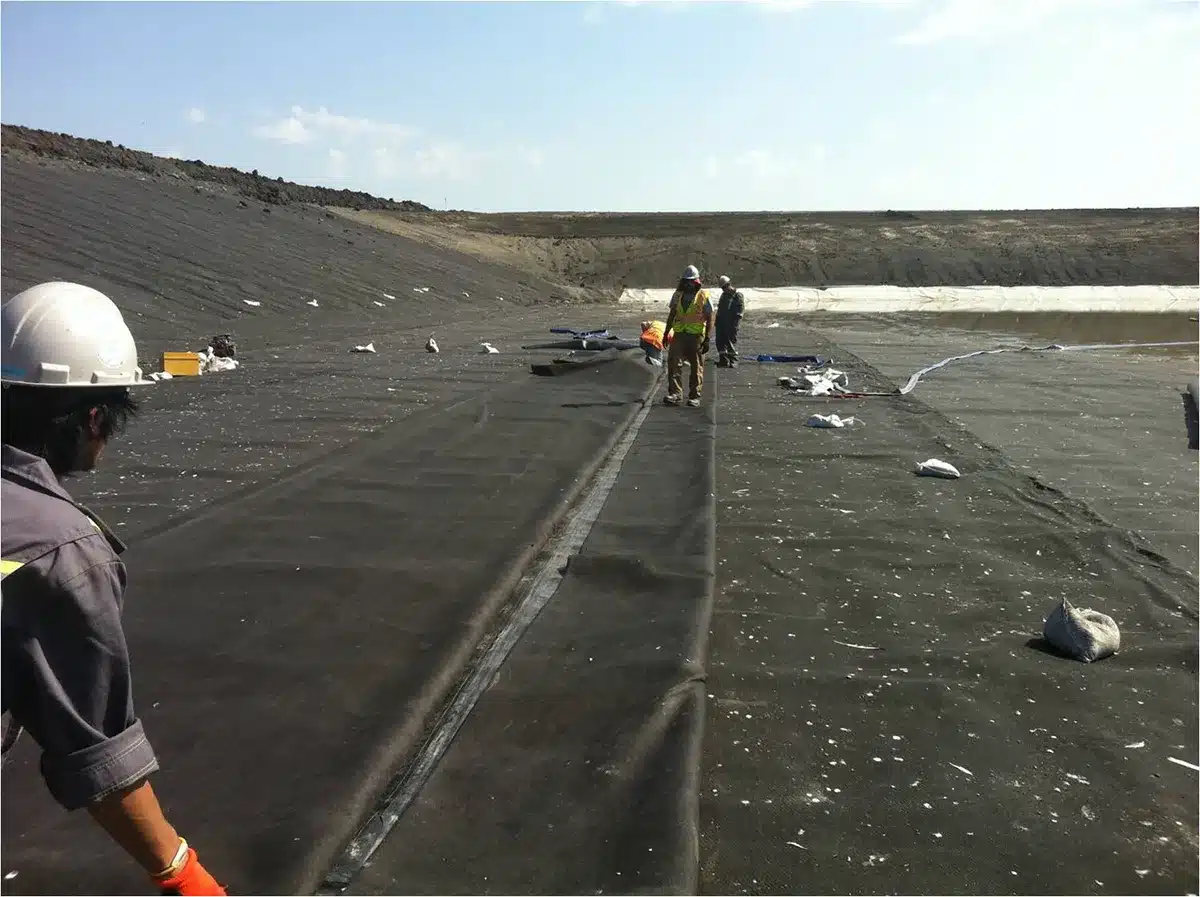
[185,107,206,125]
[253,105,414,147]
[253,116,312,144]
[328,148,348,179]
[372,146,398,179]
[892,0,1129,45]
[414,142,480,181]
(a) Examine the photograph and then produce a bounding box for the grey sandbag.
[1042,598,1120,663]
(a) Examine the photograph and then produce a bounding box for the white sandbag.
[1043,598,1120,662]
[916,459,960,479]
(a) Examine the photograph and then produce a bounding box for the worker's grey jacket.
[1,444,158,810]
[716,288,745,329]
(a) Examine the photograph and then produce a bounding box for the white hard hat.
[1,282,147,387]
[682,264,700,280]
[718,275,731,287]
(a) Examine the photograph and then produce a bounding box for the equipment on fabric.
[756,354,826,365]
[1,282,148,387]
[550,327,612,339]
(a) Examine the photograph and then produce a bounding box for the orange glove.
[153,846,226,896]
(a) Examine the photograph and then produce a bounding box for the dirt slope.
[4,123,1195,295]
[337,207,1200,290]
[1,158,583,367]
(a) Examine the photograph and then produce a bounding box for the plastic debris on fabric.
[242,299,261,307]
[1167,757,1200,772]
[426,336,440,354]
[147,371,174,382]
[783,366,851,396]
[480,342,500,355]
[766,322,781,329]
[198,347,239,373]
[916,459,961,479]
[1043,598,1120,663]
[412,286,431,294]
[462,291,471,298]
[306,299,319,307]
[373,300,386,307]
[351,342,377,354]
[806,413,858,429]
[382,293,396,300]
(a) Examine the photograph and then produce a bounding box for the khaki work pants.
[667,331,705,399]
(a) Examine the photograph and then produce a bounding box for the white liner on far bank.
[618,285,1200,314]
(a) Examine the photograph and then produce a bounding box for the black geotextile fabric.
[0,356,657,896]
[699,329,1199,896]
[344,373,716,895]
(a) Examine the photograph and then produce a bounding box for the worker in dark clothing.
[714,275,746,368]
[1,282,226,896]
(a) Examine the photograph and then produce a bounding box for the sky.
[2,0,1197,212]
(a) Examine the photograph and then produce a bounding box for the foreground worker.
[662,264,713,406]
[639,319,673,365]
[1,281,226,896]
[715,275,746,368]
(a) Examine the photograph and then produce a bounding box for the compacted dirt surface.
[1,130,1196,897]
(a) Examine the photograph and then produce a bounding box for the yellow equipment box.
[161,352,201,377]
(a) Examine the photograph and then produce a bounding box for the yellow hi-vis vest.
[640,320,672,351]
[672,289,711,336]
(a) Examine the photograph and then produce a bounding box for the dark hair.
[1,385,140,475]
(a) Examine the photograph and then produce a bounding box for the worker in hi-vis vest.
[661,264,713,407]
[2,282,226,896]
[639,319,673,366]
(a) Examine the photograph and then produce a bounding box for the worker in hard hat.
[1,282,226,896]
[639,319,673,366]
[661,264,713,407]
[714,275,746,368]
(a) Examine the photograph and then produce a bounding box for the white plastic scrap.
[351,342,377,354]
[783,366,850,396]
[480,342,500,355]
[426,336,440,354]
[462,291,471,298]
[373,300,386,307]
[242,299,261,307]
[382,293,396,300]
[807,413,857,429]
[1167,757,1200,772]
[916,459,961,479]
[412,286,431,293]
[306,299,319,307]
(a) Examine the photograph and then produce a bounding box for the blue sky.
[2,0,1197,212]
